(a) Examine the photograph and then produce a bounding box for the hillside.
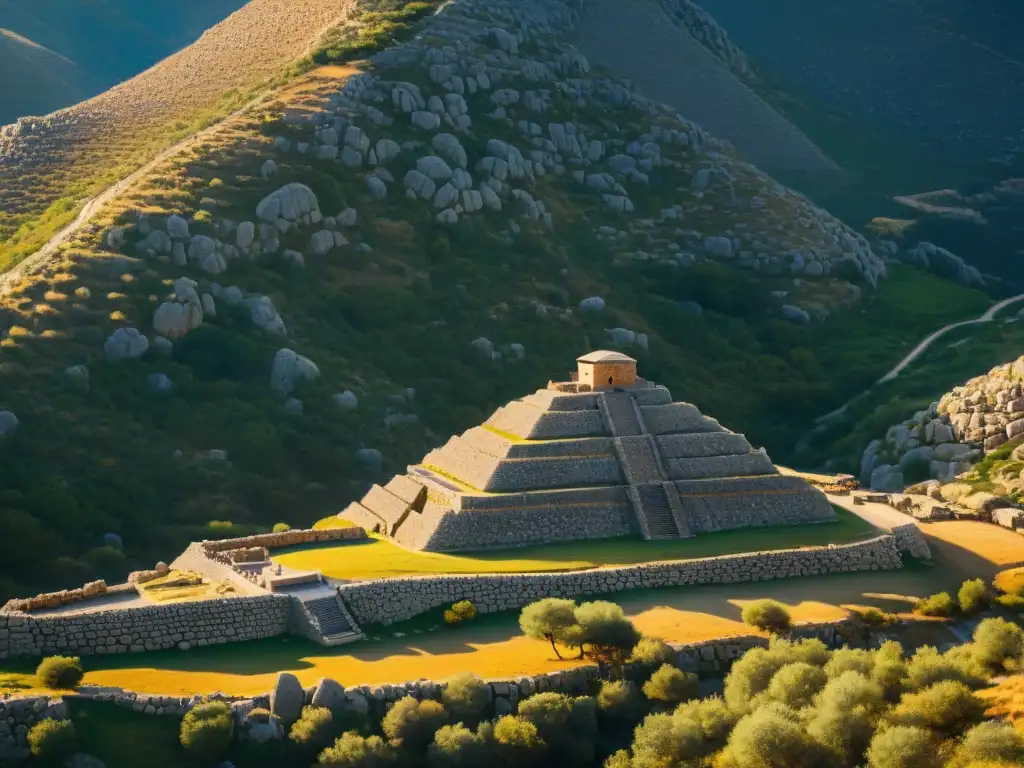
[0,0,249,125]
[0,28,88,121]
[0,0,356,270]
[0,0,999,603]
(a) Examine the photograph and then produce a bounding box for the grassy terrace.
[272,506,876,581]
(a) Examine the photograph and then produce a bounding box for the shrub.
[950,721,1024,767]
[740,599,792,634]
[762,662,827,709]
[814,670,886,715]
[517,692,597,766]
[971,617,1024,672]
[824,647,875,679]
[382,696,447,751]
[904,645,983,691]
[994,593,1024,610]
[872,641,909,701]
[596,680,645,727]
[574,601,641,666]
[642,664,699,705]
[630,636,676,667]
[914,592,956,617]
[519,598,580,659]
[959,579,990,614]
[272,522,292,533]
[442,673,491,723]
[492,716,543,765]
[28,719,76,761]
[855,606,897,627]
[429,723,489,768]
[865,725,940,768]
[723,641,827,714]
[36,655,84,689]
[632,696,735,767]
[887,680,986,736]
[445,600,478,625]
[180,700,234,759]
[319,732,393,766]
[806,703,874,766]
[717,702,820,768]
[290,706,335,751]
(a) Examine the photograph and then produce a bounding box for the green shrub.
[318,732,393,766]
[428,723,489,768]
[641,663,699,705]
[717,702,820,768]
[517,692,597,766]
[959,579,990,614]
[740,599,792,634]
[904,646,983,691]
[630,697,735,767]
[290,705,335,751]
[814,670,886,715]
[887,680,986,735]
[806,703,874,766]
[994,593,1024,610]
[381,696,447,751]
[180,700,234,759]
[865,725,940,768]
[762,662,827,709]
[27,719,76,761]
[824,647,875,679]
[913,592,956,617]
[492,716,543,765]
[971,617,1024,672]
[950,721,1024,767]
[442,673,491,723]
[855,606,897,627]
[629,636,676,667]
[272,522,292,533]
[444,599,477,625]
[723,641,828,714]
[35,656,84,689]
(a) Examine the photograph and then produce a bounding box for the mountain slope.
[0,0,992,602]
[0,28,88,121]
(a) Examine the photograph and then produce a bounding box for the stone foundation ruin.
[342,352,835,551]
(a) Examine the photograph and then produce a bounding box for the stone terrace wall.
[674,475,835,533]
[0,596,290,659]
[339,534,902,625]
[0,697,68,762]
[201,526,365,553]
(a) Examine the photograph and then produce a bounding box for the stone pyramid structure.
[341,352,834,551]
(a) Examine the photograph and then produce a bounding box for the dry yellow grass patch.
[979,674,1024,731]
[922,521,1024,577]
[995,567,1024,596]
[138,571,238,604]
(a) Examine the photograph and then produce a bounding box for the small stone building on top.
[341,353,835,551]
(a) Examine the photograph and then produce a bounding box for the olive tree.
[519,598,580,659]
[381,696,448,752]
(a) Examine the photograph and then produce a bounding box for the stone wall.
[665,450,775,480]
[674,475,836,532]
[0,596,291,659]
[201,526,365,553]
[640,403,720,433]
[3,580,109,613]
[657,432,752,458]
[338,534,902,625]
[486,401,606,439]
[891,524,932,560]
[0,697,68,762]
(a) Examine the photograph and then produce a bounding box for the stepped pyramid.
[342,352,835,551]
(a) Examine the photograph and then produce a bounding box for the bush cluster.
[35,655,84,689]
[444,600,478,625]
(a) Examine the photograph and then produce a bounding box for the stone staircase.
[615,436,663,483]
[634,483,679,538]
[601,391,643,436]
[287,585,364,646]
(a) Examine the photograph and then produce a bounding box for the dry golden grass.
[995,567,1024,596]
[923,521,1024,577]
[979,674,1024,731]
[138,571,238,604]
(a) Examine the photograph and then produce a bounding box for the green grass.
[274,506,876,580]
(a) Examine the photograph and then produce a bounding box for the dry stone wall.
[338,534,902,625]
[674,475,835,532]
[0,697,68,762]
[0,596,290,660]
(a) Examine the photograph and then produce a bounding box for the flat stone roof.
[577,350,637,364]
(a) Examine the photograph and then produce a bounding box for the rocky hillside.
[0,0,994,601]
[862,355,1024,493]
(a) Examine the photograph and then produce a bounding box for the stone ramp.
[574,0,839,174]
[600,391,643,436]
[615,436,664,484]
[283,583,364,646]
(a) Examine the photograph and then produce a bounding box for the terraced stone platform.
[341,354,834,551]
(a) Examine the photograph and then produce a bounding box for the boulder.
[311,678,347,713]
[411,111,441,131]
[471,337,495,358]
[578,296,605,313]
[166,215,190,239]
[404,170,436,200]
[0,410,18,438]
[270,349,320,394]
[375,138,401,164]
[256,184,319,223]
[153,300,203,339]
[64,365,90,391]
[366,176,388,200]
[869,464,904,493]
[270,673,305,725]
[932,443,973,462]
[148,373,174,393]
[356,448,383,473]
[417,155,454,182]
[104,328,149,360]
[432,134,467,168]
[236,221,255,249]
[310,230,336,256]
[244,296,287,336]
[781,305,810,324]
[333,391,359,410]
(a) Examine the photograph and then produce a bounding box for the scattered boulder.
[64,365,90,391]
[0,410,18,438]
[333,391,358,410]
[270,349,320,394]
[148,373,174,394]
[270,672,305,726]
[166,215,190,240]
[578,296,605,313]
[244,296,287,336]
[311,677,347,713]
[104,328,149,360]
[356,447,383,473]
[256,184,320,224]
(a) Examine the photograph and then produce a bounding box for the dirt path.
[574,0,838,174]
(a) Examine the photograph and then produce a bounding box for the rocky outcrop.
[861,354,1024,490]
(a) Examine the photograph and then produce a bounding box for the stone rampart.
[675,475,835,533]
[891,524,932,560]
[338,535,902,625]
[486,401,606,439]
[657,432,752,458]
[0,596,291,659]
[3,580,109,613]
[201,526,365,553]
[522,389,600,411]
[665,451,775,480]
[457,485,629,510]
[462,426,615,459]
